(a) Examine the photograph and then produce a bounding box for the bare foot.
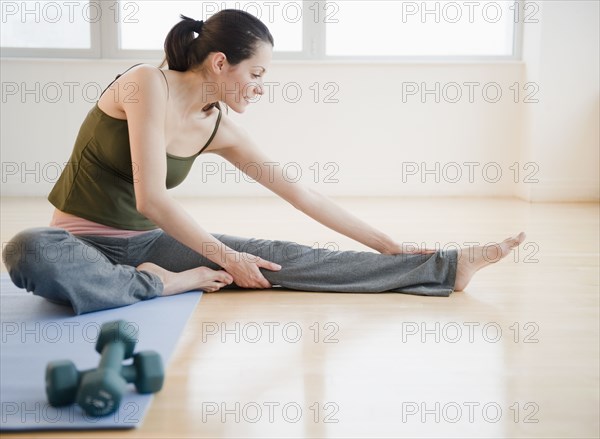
[136,262,234,296]
[454,232,526,291]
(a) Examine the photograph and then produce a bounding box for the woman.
[2,10,525,315]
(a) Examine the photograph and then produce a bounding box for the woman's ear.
[209,52,227,73]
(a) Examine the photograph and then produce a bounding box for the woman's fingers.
[418,249,437,254]
[224,253,281,289]
[235,271,271,289]
[242,256,279,287]
[401,246,437,254]
[389,242,438,255]
[254,258,281,288]
[255,257,282,272]
[256,276,272,289]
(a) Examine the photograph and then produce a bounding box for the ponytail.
[159,10,274,73]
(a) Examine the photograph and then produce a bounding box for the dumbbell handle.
[121,365,136,384]
[65,355,144,387]
[98,341,126,372]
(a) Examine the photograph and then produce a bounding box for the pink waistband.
[50,209,157,238]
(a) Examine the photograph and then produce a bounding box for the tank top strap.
[98,63,145,100]
[197,103,223,155]
[157,68,170,100]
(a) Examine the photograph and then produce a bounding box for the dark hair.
[159,9,274,73]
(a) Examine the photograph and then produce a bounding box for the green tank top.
[48,64,223,231]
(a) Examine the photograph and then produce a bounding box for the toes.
[204,281,228,293]
[507,232,526,246]
[503,234,523,249]
[217,271,234,284]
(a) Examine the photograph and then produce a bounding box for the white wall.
[0,60,527,198]
[1,1,598,201]
[518,0,599,201]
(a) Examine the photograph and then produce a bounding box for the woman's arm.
[290,188,397,253]
[213,124,431,255]
[122,66,280,288]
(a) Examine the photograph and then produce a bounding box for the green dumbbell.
[45,320,165,417]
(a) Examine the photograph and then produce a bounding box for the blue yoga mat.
[0,273,202,430]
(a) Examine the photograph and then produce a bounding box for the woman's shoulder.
[109,63,166,89]
[122,64,168,93]
[99,64,168,119]
[119,65,169,111]
[119,63,161,77]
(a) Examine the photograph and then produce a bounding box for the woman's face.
[221,42,273,113]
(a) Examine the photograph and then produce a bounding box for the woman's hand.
[223,252,282,289]
[381,242,438,255]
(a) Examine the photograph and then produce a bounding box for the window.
[1,0,100,57]
[1,0,523,60]
[326,1,517,57]
[119,1,302,52]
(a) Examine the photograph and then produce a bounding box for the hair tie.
[193,20,204,34]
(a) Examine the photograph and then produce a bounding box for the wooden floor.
[1,196,598,438]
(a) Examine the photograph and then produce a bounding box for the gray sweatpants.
[2,227,458,315]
